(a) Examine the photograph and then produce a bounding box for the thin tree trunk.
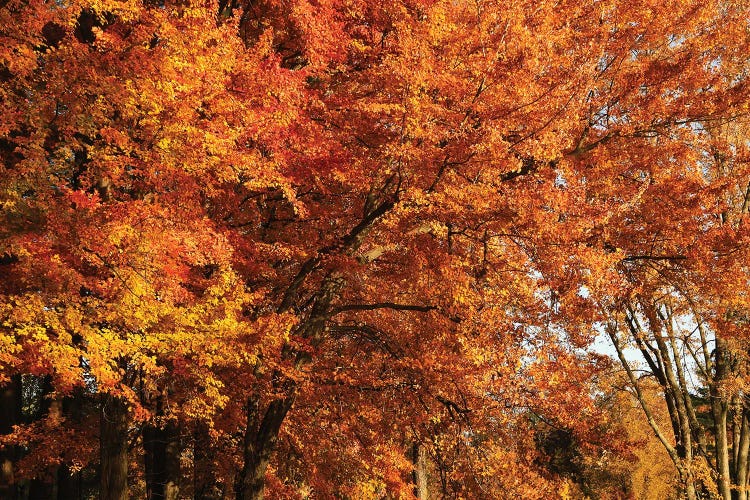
[629,309,685,451]
[609,322,699,498]
[735,410,750,500]
[100,395,128,500]
[411,442,429,500]
[734,397,741,478]
[664,310,708,459]
[714,338,732,500]
[0,375,21,499]
[685,477,698,500]
[650,317,693,463]
[716,404,732,500]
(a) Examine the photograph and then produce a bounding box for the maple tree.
[0,0,749,499]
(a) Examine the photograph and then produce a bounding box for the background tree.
[583,43,750,500]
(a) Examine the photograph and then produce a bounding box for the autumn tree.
[1,0,749,499]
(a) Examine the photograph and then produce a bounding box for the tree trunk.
[100,395,128,500]
[685,477,698,500]
[57,388,86,500]
[735,411,750,500]
[193,423,222,500]
[28,472,57,500]
[236,397,294,500]
[27,377,59,500]
[734,398,742,478]
[144,419,180,500]
[235,249,349,499]
[714,338,732,500]
[715,397,732,500]
[144,393,180,500]
[608,323,696,496]
[0,375,22,499]
[411,442,429,500]
[57,465,82,500]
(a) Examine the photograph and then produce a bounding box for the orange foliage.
[0,0,748,498]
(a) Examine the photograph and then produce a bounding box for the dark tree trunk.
[57,465,82,500]
[0,375,22,499]
[193,423,222,500]
[236,397,294,500]
[234,233,355,499]
[144,419,180,500]
[100,395,128,500]
[57,387,88,500]
[28,472,57,500]
[27,377,59,500]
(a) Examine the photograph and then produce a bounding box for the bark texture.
[100,396,129,500]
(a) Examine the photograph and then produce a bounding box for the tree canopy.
[1,0,749,498]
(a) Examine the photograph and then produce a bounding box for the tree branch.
[331,302,437,315]
[606,320,682,466]
[622,254,687,262]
